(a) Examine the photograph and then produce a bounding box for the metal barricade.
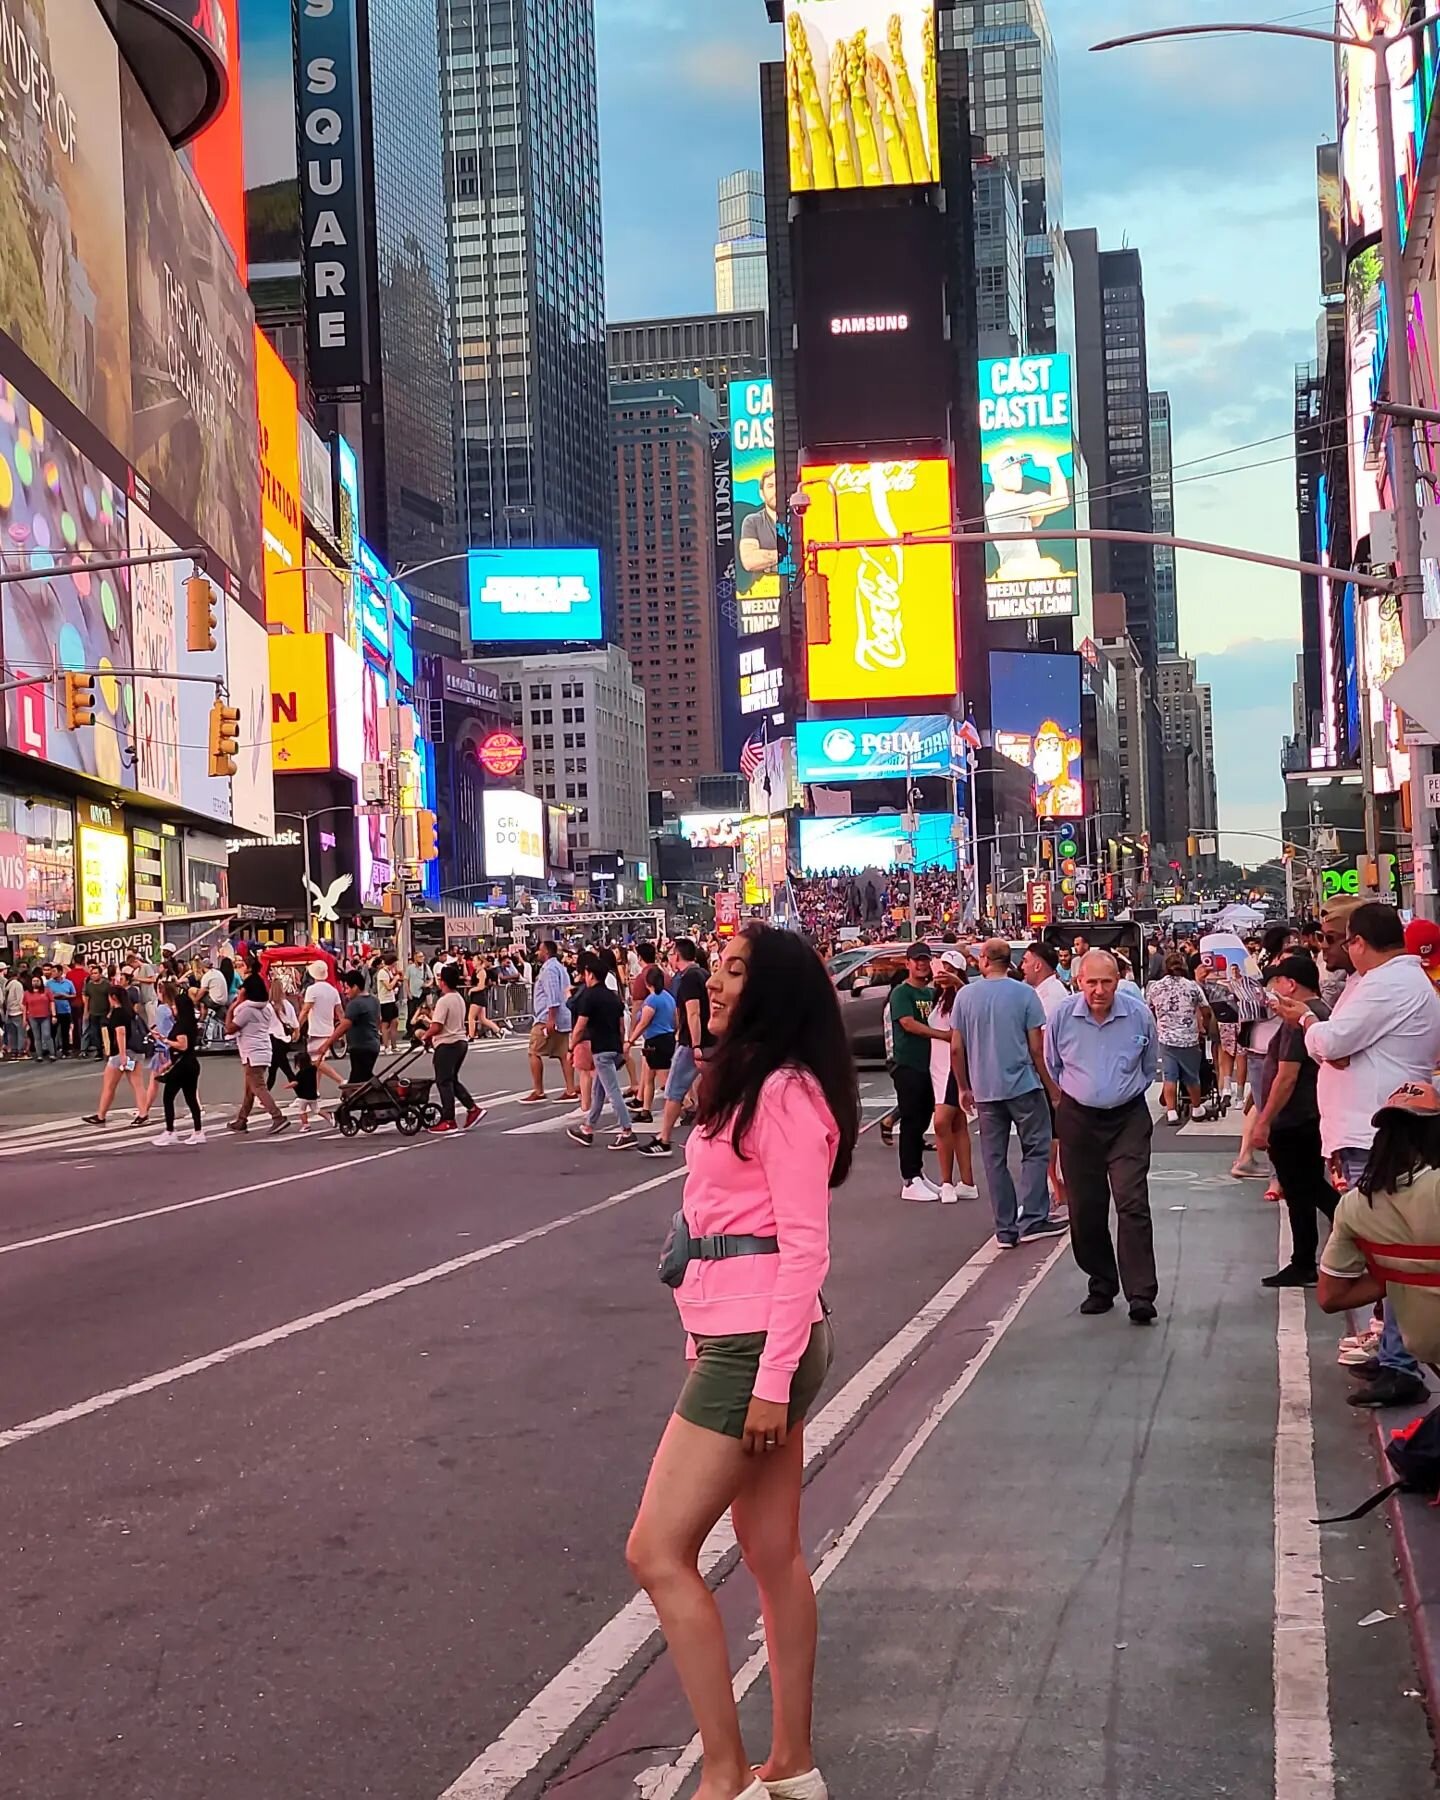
[493,979,534,1033]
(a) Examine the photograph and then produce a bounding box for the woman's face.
[707,935,751,1035]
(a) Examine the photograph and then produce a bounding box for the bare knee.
[735,1517,804,1590]
[626,1521,691,1593]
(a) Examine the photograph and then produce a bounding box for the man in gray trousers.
[952,939,1066,1248]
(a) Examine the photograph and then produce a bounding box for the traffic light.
[1187,835,1199,858]
[416,808,439,862]
[208,698,241,777]
[1041,837,1054,865]
[186,574,217,653]
[63,670,95,730]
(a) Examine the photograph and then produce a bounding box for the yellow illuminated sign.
[784,0,939,193]
[269,634,335,772]
[78,825,130,927]
[802,457,957,703]
[257,331,305,633]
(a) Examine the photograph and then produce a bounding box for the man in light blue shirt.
[524,941,576,1103]
[952,939,1065,1247]
[1045,951,1162,1323]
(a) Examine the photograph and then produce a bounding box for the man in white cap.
[297,959,346,1097]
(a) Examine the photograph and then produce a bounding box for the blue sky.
[595,0,1337,855]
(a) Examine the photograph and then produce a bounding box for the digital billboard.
[257,331,304,631]
[1337,2,1412,249]
[803,458,957,703]
[225,599,276,838]
[794,204,948,446]
[729,380,783,634]
[797,714,958,783]
[989,650,1085,819]
[738,626,788,725]
[121,62,262,598]
[799,813,957,874]
[270,634,335,773]
[679,814,746,850]
[978,355,1078,621]
[0,372,135,784]
[1317,142,1344,301]
[784,0,939,191]
[468,548,603,644]
[739,816,788,906]
[483,790,545,881]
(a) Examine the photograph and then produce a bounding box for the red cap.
[1405,918,1440,969]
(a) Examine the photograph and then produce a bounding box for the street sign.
[1026,880,1051,928]
[1425,773,1440,811]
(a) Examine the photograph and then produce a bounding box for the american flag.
[958,717,982,752]
[739,727,767,782]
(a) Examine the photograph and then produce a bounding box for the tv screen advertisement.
[483,790,545,881]
[799,812,957,874]
[978,355,1079,621]
[783,0,939,192]
[988,649,1085,819]
[679,814,746,850]
[802,458,957,703]
[729,380,783,634]
[468,547,603,645]
[796,714,958,783]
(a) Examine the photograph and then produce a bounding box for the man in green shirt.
[889,945,941,1201]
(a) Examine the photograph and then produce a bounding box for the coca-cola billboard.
[801,457,957,703]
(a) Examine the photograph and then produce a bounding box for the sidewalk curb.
[1372,1414,1440,1732]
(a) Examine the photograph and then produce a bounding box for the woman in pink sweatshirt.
[627,923,859,1800]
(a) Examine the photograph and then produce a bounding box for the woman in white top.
[225,974,291,1133]
[930,952,979,1203]
[266,974,300,1093]
[423,962,485,1134]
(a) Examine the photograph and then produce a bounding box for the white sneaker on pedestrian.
[758,1772,828,1800]
[1165,1109,1180,1125]
[938,1182,958,1204]
[153,1131,178,1146]
[955,1180,980,1200]
[901,1178,940,1203]
[184,1130,205,1145]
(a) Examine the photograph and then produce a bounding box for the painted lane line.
[639,1237,1070,1800]
[0,1168,686,1454]
[0,1142,425,1259]
[436,1232,1026,1800]
[1273,1211,1335,1800]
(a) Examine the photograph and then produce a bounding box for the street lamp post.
[1090,12,1440,902]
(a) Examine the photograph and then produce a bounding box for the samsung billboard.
[796,715,959,783]
[468,548,604,644]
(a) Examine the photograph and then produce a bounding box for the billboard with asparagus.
[784,0,939,192]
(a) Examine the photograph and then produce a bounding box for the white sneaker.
[759,1773,828,1800]
[955,1181,980,1200]
[185,1130,206,1145]
[901,1178,940,1203]
[938,1181,958,1204]
[153,1131,178,1146]
[1165,1110,1180,1125]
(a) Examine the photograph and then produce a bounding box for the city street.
[1,1046,1434,1799]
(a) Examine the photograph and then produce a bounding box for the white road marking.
[435,1232,1038,1800]
[639,1239,1070,1800]
[0,1141,424,1260]
[0,1169,687,1454]
[503,1111,591,1136]
[1272,1211,1335,1800]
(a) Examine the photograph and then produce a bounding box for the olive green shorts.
[675,1318,835,1440]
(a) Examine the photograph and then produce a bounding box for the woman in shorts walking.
[625,964,676,1124]
[625,924,858,1800]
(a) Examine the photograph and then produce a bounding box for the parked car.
[832,940,963,1061]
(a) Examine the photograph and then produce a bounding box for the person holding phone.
[153,983,206,1145]
[83,985,152,1127]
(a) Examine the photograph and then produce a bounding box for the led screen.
[468,548,603,644]
[988,650,1085,819]
[799,812,957,873]
[679,814,746,850]
[797,714,957,782]
[803,457,957,703]
[483,789,546,880]
[729,381,783,634]
[978,355,1079,621]
[784,0,939,192]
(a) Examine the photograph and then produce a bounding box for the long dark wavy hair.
[695,922,859,1186]
[1359,1110,1440,1201]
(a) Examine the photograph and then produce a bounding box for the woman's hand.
[741,1397,789,1457]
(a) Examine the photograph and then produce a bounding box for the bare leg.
[560,1050,577,1097]
[93,1064,122,1120]
[627,1414,754,1800]
[955,1113,975,1188]
[733,1429,817,1784]
[1161,1079,1178,1113]
[526,1050,546,1098]
[933,1103,955,1185]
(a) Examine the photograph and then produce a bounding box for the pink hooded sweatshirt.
[674,1066,836,1405]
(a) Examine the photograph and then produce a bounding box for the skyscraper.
[941,0,1069,354]
[441,0,611,562]
[715,171,770,314]
[973,159,1026,356]
[607,312,769,417]
[1149,391,1179,656]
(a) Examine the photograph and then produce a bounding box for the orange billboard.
[256,330,304,632]
[803,458,957,703]
[188,0,247,277]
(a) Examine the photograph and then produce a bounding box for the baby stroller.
[333,1043,440,1138]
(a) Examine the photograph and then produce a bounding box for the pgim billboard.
[784,0,939,191]
[978,355,1079,621]
[801,457,957,704]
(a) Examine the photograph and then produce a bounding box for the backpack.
[1314,1406,1440,1522]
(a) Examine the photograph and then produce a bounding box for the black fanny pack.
[658,1210,779,1288]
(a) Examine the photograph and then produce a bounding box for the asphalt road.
[1,1047,1435,1800]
